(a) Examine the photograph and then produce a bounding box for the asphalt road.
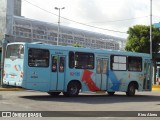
[0,90,160,120]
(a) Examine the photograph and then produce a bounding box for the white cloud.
[21,0,160,38]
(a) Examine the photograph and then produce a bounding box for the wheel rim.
[130,86,135,93]
[69,85,78,95]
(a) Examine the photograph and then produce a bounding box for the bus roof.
[7,42,151,58]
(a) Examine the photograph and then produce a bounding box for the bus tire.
[107,92,115,96]
[63,81,80,97]
[48,92,61,96]
[126,83,136,96]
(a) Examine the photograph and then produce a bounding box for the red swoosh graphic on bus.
[81,70,100,91]
[14,65,18,71]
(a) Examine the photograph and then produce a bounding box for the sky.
[21,0,160,39]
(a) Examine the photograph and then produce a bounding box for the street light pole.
[55,7,65,45]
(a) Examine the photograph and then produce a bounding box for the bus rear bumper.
[3,81,22,87]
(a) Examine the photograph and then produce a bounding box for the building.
[0,0,21,41]
[0,0,125,50]
[11,16,125,50]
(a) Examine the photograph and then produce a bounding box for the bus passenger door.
[143,60,152,90]
[51,55,65,91]
[96,58,108,90]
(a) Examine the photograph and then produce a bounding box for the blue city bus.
[156,63,160,84]
[3,42,152,96]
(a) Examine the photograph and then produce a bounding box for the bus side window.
[52,56,57,72]
[59,57,65,72]
[96,58,101,73]
[102,59,108,73]
[111,55,127,71]
[128,57,142,72]
[28,48,49,67]
[75,52,94,69]
[69,51,74,68]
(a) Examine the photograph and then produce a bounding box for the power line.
[23,0,133,33]
[153,15,160,18]
[87,16,150,24]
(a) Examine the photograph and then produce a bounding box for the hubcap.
[70,85,77,94]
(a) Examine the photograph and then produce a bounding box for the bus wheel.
[63,82,80,97]
[107,92,115,96]
[126,83,135,96]
[48,92,61,96]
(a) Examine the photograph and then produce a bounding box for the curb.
[0,87,25,91]
[152,85,160,91]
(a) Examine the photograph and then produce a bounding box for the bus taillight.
[3,71,5,77]
[20,71,23,79]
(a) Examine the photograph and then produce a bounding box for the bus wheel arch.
[63,80,81,97]
[126,81,138,96]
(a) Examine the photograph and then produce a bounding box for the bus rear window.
[6,44,24,59]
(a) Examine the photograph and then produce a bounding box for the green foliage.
[125,25,160,54]
[73,43,83,47]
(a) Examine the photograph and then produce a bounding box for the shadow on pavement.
[20,92,160,104]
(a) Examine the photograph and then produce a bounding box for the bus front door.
[96,58,108,90]
[51,55,65,91]
[143,60,152,90]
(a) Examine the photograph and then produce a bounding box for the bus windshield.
[6,44,24,59]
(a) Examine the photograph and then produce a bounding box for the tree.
[125,25,160,54]
[73,43,83,47]
[125,25,160,84]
